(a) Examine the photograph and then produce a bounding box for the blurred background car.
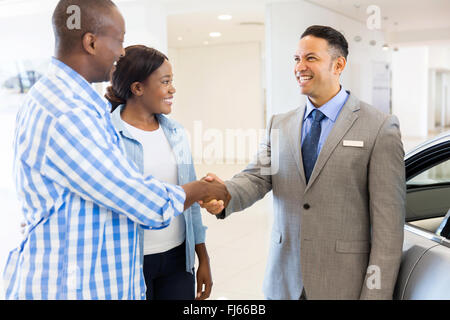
[2,70,42,94]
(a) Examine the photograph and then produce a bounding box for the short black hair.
[52,0,117,55]
[301,25,348,59]
[105,45,169,112]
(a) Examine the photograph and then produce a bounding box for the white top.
[122,119,186,255]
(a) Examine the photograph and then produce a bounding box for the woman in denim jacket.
[105,45,212,300]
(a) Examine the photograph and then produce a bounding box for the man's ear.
[82,32,97,55]
[334,56,346,75]
[130,82,144,96]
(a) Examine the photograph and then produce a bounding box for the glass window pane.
[408,160,450,185]
[406,158,450,233]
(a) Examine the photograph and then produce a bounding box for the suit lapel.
[305,94,361,192]
[287,107,307,185]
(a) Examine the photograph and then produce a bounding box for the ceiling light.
[177,36,183,41]
[203,41,209,45]
[218,14,232,21]
[209,32,222,38]
[382,44,389,51]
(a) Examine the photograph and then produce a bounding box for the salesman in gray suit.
[200,25,406,300]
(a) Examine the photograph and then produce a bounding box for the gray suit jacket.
[219,93,406,299]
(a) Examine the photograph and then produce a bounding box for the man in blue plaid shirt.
[3,0,229,300]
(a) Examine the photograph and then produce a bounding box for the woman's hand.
[195,243,213,300]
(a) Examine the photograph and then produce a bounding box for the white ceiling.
[1,0,448,47]
[305,0,450,33]
[167,0,450,48]
[167,10,265,49]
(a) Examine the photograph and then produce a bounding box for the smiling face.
[92,7,126,82]
[294,35,346,106]
[136,59,175,115]
[52,1,126,83]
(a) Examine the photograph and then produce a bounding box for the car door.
[394,133,450,299]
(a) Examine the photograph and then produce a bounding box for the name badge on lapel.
[343,140,364,148]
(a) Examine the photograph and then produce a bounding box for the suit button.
[303,204,310,210]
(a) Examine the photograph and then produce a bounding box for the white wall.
[265,0,390,118]
[0,14,54,61]
[0,0,169,59]
[116,0,168,54]
[428,45,450,70]
[428,44,450,131]
[168,42,264,164]
[392,47,429,138]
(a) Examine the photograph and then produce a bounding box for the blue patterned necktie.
[302,109,326,184]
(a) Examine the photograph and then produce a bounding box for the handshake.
[182,173,231,214]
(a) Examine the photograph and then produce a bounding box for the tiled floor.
[194,163,272,300]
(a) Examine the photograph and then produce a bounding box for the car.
[2,70,42,94]
[394,130,450,299]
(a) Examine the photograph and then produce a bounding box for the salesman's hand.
[182,174,230,211]
[198,173,230,214]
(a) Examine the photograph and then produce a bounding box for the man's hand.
[198,173,230,215]
[200,174,230,204]
[182,174,230,211]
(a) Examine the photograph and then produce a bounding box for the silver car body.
[394,131,450,299]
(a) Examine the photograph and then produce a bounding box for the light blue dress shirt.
[301,86,350,156]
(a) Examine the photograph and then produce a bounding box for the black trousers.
[143,241,195,300]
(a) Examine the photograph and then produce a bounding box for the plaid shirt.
[3,58,185,300]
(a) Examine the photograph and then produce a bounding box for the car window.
[406,159,450,231]
[407,159,450,186]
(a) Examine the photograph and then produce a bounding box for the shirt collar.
[304,86,349,122]
[111,105,131,139]
[110,104,180,140]
[48,57,110,115]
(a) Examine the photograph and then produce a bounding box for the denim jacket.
[111,105,206,273]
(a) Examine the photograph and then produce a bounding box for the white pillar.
[265,0,390,119]
[392,47,429,138]
[116,0,168,54]
[0,0,56,61]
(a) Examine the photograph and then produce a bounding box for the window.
[406,159,450,235]
[408,159,450,186]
